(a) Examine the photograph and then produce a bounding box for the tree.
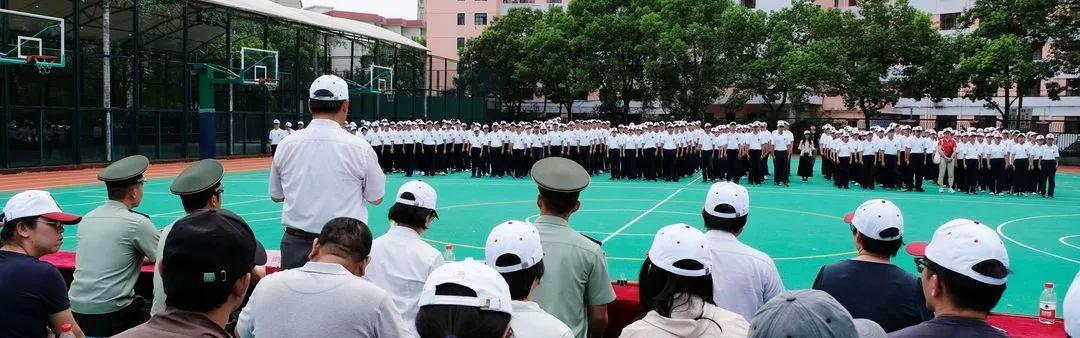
[808,0,941,127]
[569,0,656,119]
[523,8,589,118]
[457,8,543,113]
[958,0,1064,127]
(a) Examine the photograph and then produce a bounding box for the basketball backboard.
[0,9,65,69]
[240,47,278,84]
[369,65,393,92]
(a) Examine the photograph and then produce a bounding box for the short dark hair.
[180,183,222,213]
[852,226,903,258]
[318,217,374,262]
[926,259,1008,312]
[309,100,345,114]
[106,180,140,201]
[638,257,715,318]
[388,198,437,230]
[538,188,579,215]
[416,283,512,338]
[495,254,544,300]
[0,215,37,242]
[702,210,747,233]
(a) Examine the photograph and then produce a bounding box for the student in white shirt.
[621,224,750,338]
[365,181,444,337]
[485,221,574,338]
[469,128,487,178]
[1036,135,1059,198]
[1006,134,1032,195]
[270,75,385,270]
[268,120,286,155]
[770,122,794,186]
[833,133,854,189]
[986,134,1008,195]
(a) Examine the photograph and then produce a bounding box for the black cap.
[162,209,265,296]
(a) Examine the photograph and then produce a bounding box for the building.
[426,0,569,60]
[272,0,303,9]
[308,6,426,43]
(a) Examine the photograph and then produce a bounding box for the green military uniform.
[529,157,617,338]
[150,159,224,316]
[69,155,159,336]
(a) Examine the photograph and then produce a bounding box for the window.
[1032,48,1043,60]
[1067,79,1080,96]
[457,13,466,26]
[548,0,562,3]
[849,0,857,6]
[834,0,839,7]
[939,13,960,30]
[935,115,957,131]
[475,13,488,26]
[457,37,466,49]
[741,0,756,8]
[1024,81,1041,97]
[1065,116,1080,133]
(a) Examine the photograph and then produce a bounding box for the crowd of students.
[2,75,1076,338]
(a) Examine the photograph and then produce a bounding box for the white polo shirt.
[771,130,794,151]
[269,128,287,145]
[706,230,785,321]
[511,300,574,338]
[236,262,409,338]
[269,119,385,231]
[364,226,445,335]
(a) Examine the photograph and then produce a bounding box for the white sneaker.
[949,188,956,193]
[939,187,944,193]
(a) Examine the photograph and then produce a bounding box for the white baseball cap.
[418,259,513,315]
[285,122,292,127]
[396,180,438,212]
[913,219,1010,285]
[309,74,349,101]
[648,224,711,277]
[2,190,82,224]
[1065,271,1079,337]
[485,220,543,273]
[703,182,750,219]
[272,119,280,124]
[844,199,903,241]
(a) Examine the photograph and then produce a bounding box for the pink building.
[425,0,568,60]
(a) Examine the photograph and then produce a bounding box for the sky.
[302,0,420,20]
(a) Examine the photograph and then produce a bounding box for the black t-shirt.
[0,250,70,338]
[813,259,932,332]
[887,316,1008,338]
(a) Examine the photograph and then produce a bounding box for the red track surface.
[0,157,271,193]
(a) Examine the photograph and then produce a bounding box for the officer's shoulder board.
[580,233,603,247]
[130,210,152,221]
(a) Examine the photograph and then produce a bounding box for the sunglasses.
[914,257,932,274]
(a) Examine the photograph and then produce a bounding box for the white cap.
[485,220,543,273]
[298,121,305,125]
[704,182,749,219]
[1066,271,1079,337]
[648,224,711,277]
[844,199,903,241]
[309,74,349,101]
[418,259,513,315]
[924,219,1010,285]
[2,190,82,224]
[272,119,280,124]
[395,180,437,211]
[285,122,292,127]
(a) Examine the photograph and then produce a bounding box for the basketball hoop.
[381,89,395,103]
[26,55,57,75]
[257,77,279,90]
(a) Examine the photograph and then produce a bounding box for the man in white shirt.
[269,75,386,269]
[237,218,409,338]
[698,124,717,182]
[469,127,487,178]
[661,125,679,182]
[1038,134,1059,198]
[880,129,901,190]
[770,121,795,186]
[486,220,574,338]
[702,182,785,321]
[268,120,286,155]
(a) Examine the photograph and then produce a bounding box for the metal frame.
[16,36,41,58]
[0,8,65,67]
[239,46,278,84]
[369,65,393,91]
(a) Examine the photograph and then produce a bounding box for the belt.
[285,227,319,240]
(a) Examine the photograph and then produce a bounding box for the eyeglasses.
[914,257,931,274]
[35,219,64,233]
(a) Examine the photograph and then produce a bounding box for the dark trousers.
[551,146,563,159]
[270,144,278,155]
[491,148,505,177]
[964,159,979,193]
[375,145,388,172]
[899,155,912,189]
[836,157,851,188]
[910,153,925,190]
[713,151,726,180]
[822,152,833,179]
[748,149,763,184]
[1039,160,1057,197]
[861,155,876,189]
[624,151,638,179]
[883,155,899,188]
[609,149,621,179]
[989,158,1005,194]
[532,147,543,167]
[423,145,437,175]
[663,149,677,181]
[644,148,657,180]
[74,296,150,337]
[471,148,484,177]
[701,150,715,181]
[281,229,318,269]
[726,149,742,183]
[773,150,790,184]
[1011,159,1029,193]
[404,144,416,176]
[513,149,526,177]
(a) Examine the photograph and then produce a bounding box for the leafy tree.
[569,0,655,119]
[457,8,543,113]
[523,8,589,118]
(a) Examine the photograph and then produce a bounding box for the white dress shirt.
[510,300,574,338]
[705,230,785,321]
[269,119,385,231]
[364,226,445,335]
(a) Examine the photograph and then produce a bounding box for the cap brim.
[41,212,82,224]
[905,241,929,257]
[843,212,855,224]
[853,319,887,338]
[254,240,268,265]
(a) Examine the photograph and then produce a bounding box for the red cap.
[905,241,929,257]
[445,244,453,250]
[41,212,83,224]
[1045,282,1054,288]
[843,212,856,224]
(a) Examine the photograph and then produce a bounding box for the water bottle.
[617,272,628,286]
[58,323,75,338]
[443,244,456,262]
[1039,282,1057,324]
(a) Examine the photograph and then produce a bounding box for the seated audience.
[621,224,749,337]
[890,219,1010,338]
[237,217,408,338]
[0,190,85,338]
[365,180,444,335]
[813,199,930,332]
[749,289,886,337]
[485,220,573,338]
[115,209,257,337]
[416,260,514,338]
[702,181,785,320]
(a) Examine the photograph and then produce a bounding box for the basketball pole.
[197,67,217,159]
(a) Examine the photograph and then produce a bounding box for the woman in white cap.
[797,130,816,182]
[621,224,749,338]
[415,260,513,338]
[0,190,85,338]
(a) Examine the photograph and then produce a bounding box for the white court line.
[996,214,1080,264]
[1059,235,1080,250]
[150,198,268,218]
[600,176,702,243]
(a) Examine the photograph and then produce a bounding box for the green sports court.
[9,159,1079,316]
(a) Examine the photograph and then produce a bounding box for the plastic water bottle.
[617,272,628,286]
[443,244,456,262]
[58,323,75,338]
[1039,282,1057,324]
